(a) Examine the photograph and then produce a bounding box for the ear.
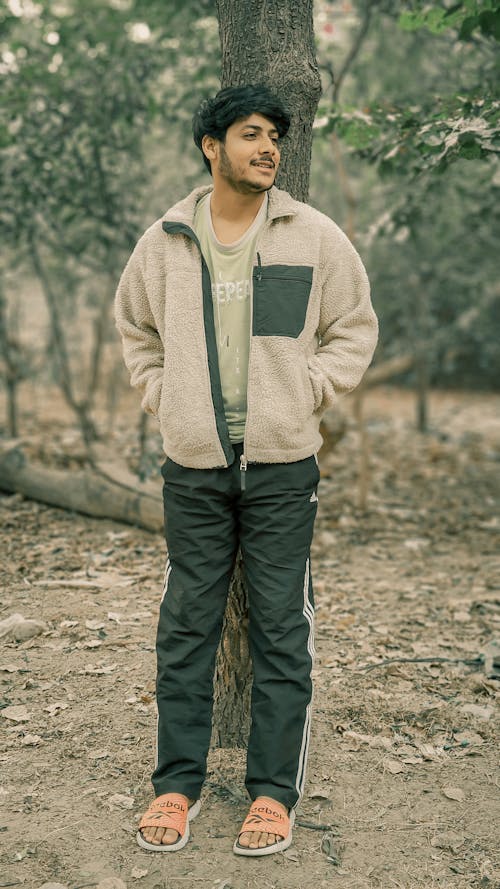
[202,134,218,164]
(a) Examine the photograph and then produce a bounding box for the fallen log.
[361,354,414,388]
[0,441,163,532]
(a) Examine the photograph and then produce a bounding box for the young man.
[114,84,378,856]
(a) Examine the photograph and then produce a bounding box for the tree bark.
[213,1,321,747]
[216,0,321,202]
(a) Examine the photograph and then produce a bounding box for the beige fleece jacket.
[114,185,378,468]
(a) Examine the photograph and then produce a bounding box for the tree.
[212,0,321,746]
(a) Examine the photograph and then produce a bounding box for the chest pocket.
[252,264,313,338]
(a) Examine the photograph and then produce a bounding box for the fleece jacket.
[114,184,378,469]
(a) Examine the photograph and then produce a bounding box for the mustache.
[251,159,275,168]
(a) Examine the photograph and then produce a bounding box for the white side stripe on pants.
[294,557,315,803]
[161,557,171,604]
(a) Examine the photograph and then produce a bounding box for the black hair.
[192,84,291,174]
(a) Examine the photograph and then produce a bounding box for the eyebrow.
[241,124,280,137]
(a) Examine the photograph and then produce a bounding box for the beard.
[218,143,275,194]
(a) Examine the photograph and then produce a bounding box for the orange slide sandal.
[233,796,295,857]
[136,793,201,852]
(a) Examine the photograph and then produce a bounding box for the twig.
[36,818,87,844]
[359,655,483,673]
[296,818,337,832]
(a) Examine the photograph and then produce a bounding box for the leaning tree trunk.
[212,0,321,747]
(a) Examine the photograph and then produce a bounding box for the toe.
[162,827,179,845]
[250,830,262,849]
[258,832,269,848]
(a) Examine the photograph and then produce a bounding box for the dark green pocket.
[252,264,313,337]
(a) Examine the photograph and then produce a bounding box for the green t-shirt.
[193,193,267,443]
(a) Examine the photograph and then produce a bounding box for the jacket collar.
[162,185,298,229]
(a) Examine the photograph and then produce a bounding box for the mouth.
[252,161,275,171]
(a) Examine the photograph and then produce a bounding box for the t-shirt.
[193,192,268,443]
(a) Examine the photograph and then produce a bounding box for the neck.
[210,180,267,223]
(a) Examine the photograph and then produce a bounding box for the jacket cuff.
[141,375,162,418]
[307,357,336,413]
[307,359,325,412]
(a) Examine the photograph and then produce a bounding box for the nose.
[260,135,278,156]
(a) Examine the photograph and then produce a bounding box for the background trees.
[1,0,498,447]
[313,0,499,412]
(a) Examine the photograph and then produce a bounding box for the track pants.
[152,442,319,811]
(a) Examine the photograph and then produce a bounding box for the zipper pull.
[240,454,248,491]
[256,252,262,282]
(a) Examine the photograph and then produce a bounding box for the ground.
[0,386,499,889]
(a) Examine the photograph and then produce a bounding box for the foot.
[237,796,289,850]
[139,794,195,846]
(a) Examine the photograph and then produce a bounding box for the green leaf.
[479,9,500,40]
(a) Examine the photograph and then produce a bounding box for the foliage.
[399,0,500,41]
[313,1,499,389]
[316,1,499,177]
[319,93,499,176]
[0,0,220,263]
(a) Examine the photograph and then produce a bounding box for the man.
[114,84,378,857]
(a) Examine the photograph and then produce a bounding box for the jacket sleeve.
[114,237,164,418]
[308,226,378,413]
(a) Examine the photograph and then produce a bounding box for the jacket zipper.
[240,453,248,490]
[162,219,234,467]
[240,248,265,490]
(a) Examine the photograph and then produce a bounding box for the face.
[204,113,281,194]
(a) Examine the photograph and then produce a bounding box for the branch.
[296,818,337,832]
[359,655,483,673]
[333,1,376,103]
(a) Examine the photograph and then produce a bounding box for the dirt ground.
[0,386,499,889]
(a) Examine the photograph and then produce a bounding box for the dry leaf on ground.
[106,793,134,809]
[0,613,47,641]
[383,759,406,774]
[1,705,31,722]
[461,703,493,720]
[442,786,466,801]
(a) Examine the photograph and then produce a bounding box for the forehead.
[231,113,279,133]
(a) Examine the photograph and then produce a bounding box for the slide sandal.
[136,793,201,852]
[233,797,295,857]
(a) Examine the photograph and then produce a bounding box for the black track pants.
[152,443,319,811]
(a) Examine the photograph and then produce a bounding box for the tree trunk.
[216,0,321,202]
[211,552,252,747]
[213,1,321,747]
[0,280,20,438]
